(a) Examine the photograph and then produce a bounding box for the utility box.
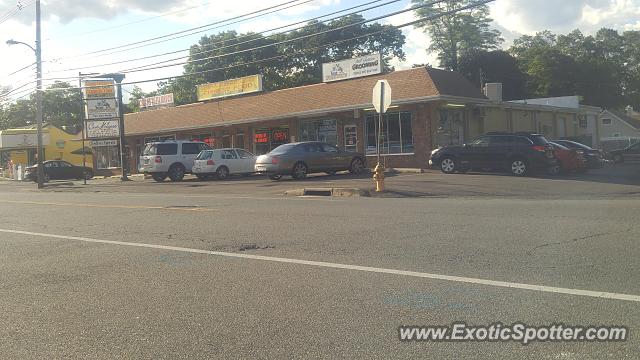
[484,83,503,102]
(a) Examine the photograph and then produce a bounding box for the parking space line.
[0,200,216,212]
[1,228,638,303]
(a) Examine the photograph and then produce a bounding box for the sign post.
[372,80,391,192]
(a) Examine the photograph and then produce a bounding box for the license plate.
[256,166,266,172]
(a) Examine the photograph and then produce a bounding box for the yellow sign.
[197,75,263,101]
[83,80,116,99]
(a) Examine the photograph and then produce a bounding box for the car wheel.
[613,154,624,164]
[440,157,456,174]
[292,162,308,179]
[195,174,209,180]
[510,159,527,176]
[268,174,282,180]
[152,174,167,182]
[216,166,229,180]
[349,158,365,175]
[82,169,93,180]
[168,164,185,182]
[326,171,337,176]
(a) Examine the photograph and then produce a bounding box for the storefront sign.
[86,119,120,139]
[0,132,50,149]
[272,129,288,142]
[86,99,119,119]
[322,53,382,83]
[197,75,263,101]
[345,125,357,150]
[255,132,269,144]
[139,93,174,109]
[83,79,116,100]
[90,139,118,147]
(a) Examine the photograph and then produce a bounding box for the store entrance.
[254,127,289,155]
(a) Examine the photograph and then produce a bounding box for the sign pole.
[372,79,391,193]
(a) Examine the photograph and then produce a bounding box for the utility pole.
[35,0,44,189]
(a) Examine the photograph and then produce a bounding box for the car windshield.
[269,143,299,155]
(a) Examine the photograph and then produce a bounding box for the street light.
[5,0,44,189]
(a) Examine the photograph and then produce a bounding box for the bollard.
[17,164,23,181]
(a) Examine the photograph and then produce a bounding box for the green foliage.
[458,50,526,101]
[0,81,82,131]
[510,28,640,109]
[412,0,502,71]
[154,14,405,106]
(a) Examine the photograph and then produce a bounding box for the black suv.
[429,132,557,176]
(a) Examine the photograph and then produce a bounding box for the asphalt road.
[0,164,638,358]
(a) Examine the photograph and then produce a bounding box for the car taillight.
[154,156,162,163]
[207,160,215,165]
[271,156,279,164]
[532,146,546,152]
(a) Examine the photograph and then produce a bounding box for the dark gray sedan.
[254,142,366,180]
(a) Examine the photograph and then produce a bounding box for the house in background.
[599,109,640,151]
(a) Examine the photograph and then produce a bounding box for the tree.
[159,15,405,105]
[412,0,502,71]
[458,50,526,100]
[0,81,82,130]
[510,29,633,109]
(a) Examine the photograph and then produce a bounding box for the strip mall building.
[123,67,602,172]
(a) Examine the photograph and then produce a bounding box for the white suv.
[139,141,212,182]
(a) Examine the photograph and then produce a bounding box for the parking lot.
[13,162,639,200]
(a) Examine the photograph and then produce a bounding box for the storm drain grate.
[302,189,332,196]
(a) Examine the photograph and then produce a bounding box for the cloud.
[490,0,640,36]
[0,0,340,25]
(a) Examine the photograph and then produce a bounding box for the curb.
[386,168,424,174]
[284,187,370,197]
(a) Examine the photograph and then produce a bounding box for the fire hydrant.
[373,163,385,192]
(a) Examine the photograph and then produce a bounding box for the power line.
[49,0,311,62]
[0,0,34,25]
[37,0,495,92]
[49,1,217,40]
[117,0,445,74]
[45,0,397,74]
[1,62,36,79]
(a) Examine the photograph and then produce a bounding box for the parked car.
[552,140,605,169]
[608,142,640,163]
[24,160,93,182]
[429,132,557,176]
[192,148,257,180]
[254,141,366,180]
[139,141,212,182]
[548,142,587,174]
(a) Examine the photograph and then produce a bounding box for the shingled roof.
[125,67,486,135]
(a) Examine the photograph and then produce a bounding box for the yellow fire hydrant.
[373,163,385,192]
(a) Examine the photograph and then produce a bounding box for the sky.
[1,0,639,103]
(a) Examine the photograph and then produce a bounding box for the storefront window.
[235,129,245,149]
[254,127,289,155]
[365,112,413,155]
[95,145,121,169]
[300,119,337,145]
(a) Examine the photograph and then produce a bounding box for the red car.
[548,142,587,174]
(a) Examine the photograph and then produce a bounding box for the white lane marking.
[1,227,639,303]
